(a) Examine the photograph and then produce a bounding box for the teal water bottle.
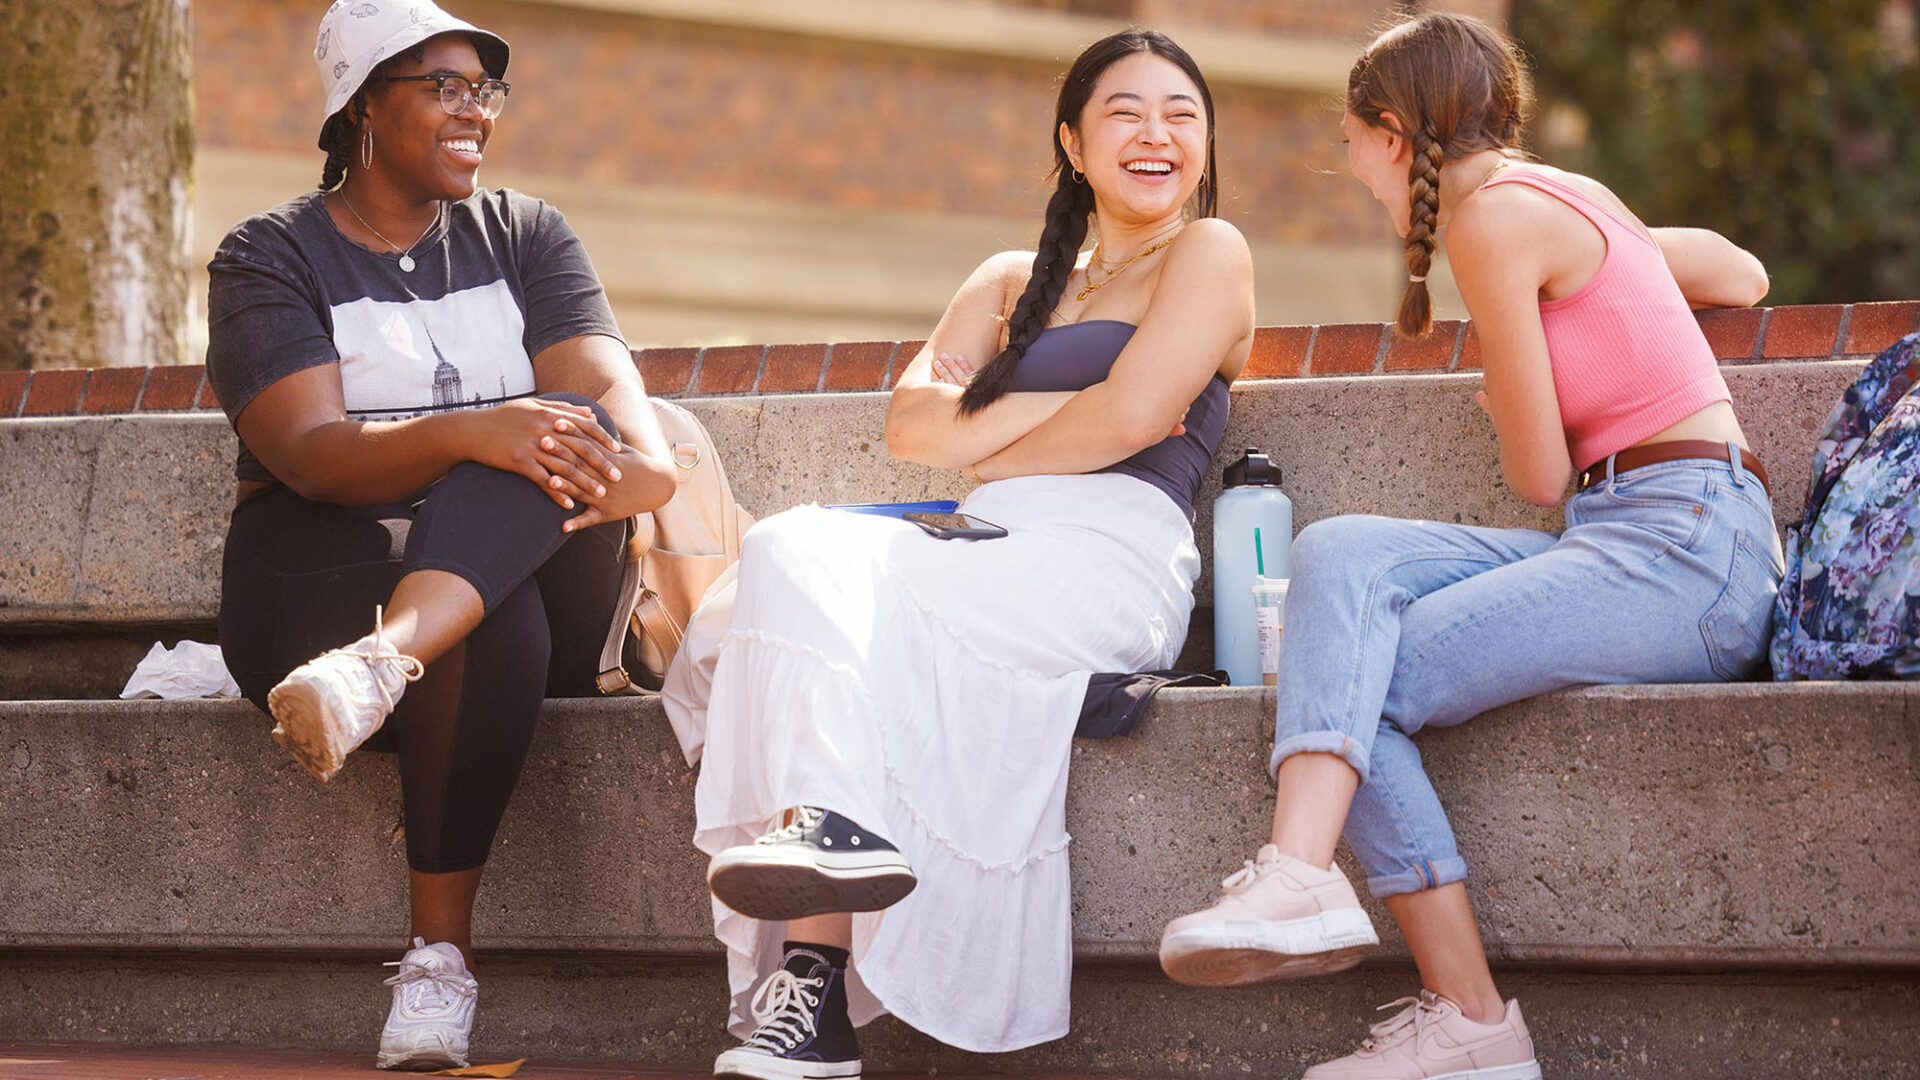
[1213,449,1293,686]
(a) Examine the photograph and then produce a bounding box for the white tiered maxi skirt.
[662,473,1200,1052]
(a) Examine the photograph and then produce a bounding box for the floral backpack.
[1771,331,1920,679]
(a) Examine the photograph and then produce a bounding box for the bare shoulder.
[1164,217,1253,286]
[975,248,1037,306]
[1170,217,1251,259]
[1447,181,1559,259]
[980,249,1037,287]
[1527,163,1639,217]
[1476,164,1647,236]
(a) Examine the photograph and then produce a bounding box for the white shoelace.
[742,969,825,1051]
[1358,993,1444,1057]
[337,605,426,713]
[382,951,476,1015]
[1219,857,1266,893]
[755,806,824,846]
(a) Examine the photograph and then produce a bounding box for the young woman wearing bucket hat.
[203,2,678,1069]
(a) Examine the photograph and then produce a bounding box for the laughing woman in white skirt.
[662,29,1254,1076]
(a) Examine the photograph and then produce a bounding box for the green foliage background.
[1509,1,1920,304]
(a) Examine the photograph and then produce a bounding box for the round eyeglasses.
[382,73,511,120]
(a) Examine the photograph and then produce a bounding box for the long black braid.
[958,29,1221,416]
[957,173,1094,414]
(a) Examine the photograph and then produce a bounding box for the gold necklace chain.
[1077,228,1182,302]
[1469,156,1513,197]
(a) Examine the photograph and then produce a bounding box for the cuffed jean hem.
[1269,731,1370,783]
[1366,855,1468,899]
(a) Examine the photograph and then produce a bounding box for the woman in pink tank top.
[1157,14,1782,1080]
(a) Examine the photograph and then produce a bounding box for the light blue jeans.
[1271,448,1782,898]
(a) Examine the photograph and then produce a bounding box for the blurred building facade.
[192,0,1506,348]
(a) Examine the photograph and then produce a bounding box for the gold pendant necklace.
[1075,230,1181,302]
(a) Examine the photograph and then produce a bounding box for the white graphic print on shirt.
[330,279,536,421]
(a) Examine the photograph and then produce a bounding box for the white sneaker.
[376,937,478,1071]
[267,606,424,781]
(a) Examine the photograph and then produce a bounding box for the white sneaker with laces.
[376,937,479,1072]
[267,605,424,781]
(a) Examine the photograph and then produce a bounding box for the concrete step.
[5,686,1914,967]
[3,951,1915,1079]
[0,1038,1196,1080]
[0,362,1864,635]
[0,1040,713,1080]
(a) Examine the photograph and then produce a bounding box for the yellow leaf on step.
[429,1060,525,1078]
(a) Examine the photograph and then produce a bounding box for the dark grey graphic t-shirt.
[205,187,622,484]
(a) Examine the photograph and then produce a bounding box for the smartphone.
[902,511,1009,540]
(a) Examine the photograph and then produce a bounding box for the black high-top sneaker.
[713,942,861,1080]
[707,806,916,922]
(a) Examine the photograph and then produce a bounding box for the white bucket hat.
[313,0,510,147]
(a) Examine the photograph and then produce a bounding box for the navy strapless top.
[1003,319,1230,521]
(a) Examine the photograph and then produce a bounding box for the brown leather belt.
[1576,439,1770,495]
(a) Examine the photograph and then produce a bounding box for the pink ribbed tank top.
[1478,168,1730,470]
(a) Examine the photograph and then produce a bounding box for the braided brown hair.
[1348,13,1531,338]
[959,29,1220,416]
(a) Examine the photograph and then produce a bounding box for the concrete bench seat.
[0,361,1866,696]
[6,354,1918,1076]
[4,684,1915,966]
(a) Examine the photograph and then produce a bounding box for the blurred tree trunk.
[0,0,193,371]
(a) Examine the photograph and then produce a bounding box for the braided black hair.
[318,115,355,191]
[958,28,1220,416]
[314,41,436,191]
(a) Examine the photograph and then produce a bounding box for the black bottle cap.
[1223,448,1283,488]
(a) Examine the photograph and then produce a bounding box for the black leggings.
[218,394,627,873]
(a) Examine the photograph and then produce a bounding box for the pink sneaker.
[1158,844,1378,986]
[1303,991,1541,1080]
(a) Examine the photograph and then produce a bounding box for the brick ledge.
[1,301,1913,419]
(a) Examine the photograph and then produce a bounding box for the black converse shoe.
[707,807,916,922]
[713,943,861,1080]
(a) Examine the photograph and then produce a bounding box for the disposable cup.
[1252,576,1289,687]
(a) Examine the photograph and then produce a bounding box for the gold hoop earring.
[360,128,373,171]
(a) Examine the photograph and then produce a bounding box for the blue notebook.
[825,500,961,518]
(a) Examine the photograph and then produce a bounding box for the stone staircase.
[3,344,1918,1077]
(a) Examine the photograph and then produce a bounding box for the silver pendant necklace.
[338,191,438,273]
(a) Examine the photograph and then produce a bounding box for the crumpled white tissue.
[120,640,242,700]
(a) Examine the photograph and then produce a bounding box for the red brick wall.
[192,0,1392,247]
[1002,0,1490,40]
[7,303,1909,417]
[1138,0,1393,39]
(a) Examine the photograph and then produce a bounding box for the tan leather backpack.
[596,398,754,694]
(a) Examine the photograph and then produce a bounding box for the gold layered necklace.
[1076,225,1183,302]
